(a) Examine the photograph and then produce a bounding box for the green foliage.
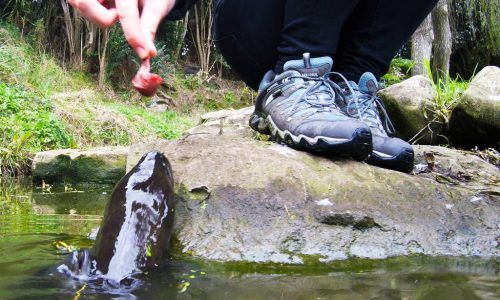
[1,0,34,28]
[450,0,499,77]
[423,60,470,125]
[181,74,204,90]
[0,83,74,175]
[381,58,415,86]
[452,0,499,56]
[105,26,138,86]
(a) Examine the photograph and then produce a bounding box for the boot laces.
[327,72,395,135]
[285,75,342,116]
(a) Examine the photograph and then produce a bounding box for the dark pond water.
[0,178,498,300]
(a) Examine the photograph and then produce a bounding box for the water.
[0,179,498,300]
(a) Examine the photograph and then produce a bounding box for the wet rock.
[378,75,441,144]
[127,135,499,264]
[449,66,500,148]
[187,106,254,137]
[32,147,128,184]
[413,145,499,195]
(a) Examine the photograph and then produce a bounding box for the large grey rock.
[449,66,500,148]
[32,147,128,184]
[127,135,499,264]
[378,76,440,144]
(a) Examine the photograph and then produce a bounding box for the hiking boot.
[334,72,414,173]
[249,53,372,160]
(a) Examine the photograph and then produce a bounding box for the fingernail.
[136,47,148,59]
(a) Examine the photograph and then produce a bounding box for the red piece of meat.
[132,59,164,97]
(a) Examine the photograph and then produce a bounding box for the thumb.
[140,0,176,57]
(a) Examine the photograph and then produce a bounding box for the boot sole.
[367,148,415,173]
[250,113,373,161]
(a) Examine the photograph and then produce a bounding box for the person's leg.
[213,0,285,90]
[215,0,372,158]
[334,0,439,81]
[214,0,364,89]
[331,0,438,172]
[275,0,360,73]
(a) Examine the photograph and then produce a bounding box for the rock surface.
[32,147,128,184]
[413,145,499,195]
[187,106,254,137]
[449,66,500,148]
[378,75,441,144]
[127,135,499,264]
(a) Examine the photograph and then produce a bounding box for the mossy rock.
[32,147,128,184]
[378,76,443,144]
[449,66,500,148]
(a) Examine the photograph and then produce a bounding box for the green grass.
[0,25,92,97]
[106,103,194,140]
[423,60,470,125]
[0,83,74,175]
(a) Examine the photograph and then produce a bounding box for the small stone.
[470,196,483,204]
[414,163,429,174]
[315,199,334,206]
[88,228,99,240]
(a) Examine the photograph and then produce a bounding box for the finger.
[116,0,150,59]
[68,0,118,28]
[141,0,175,57]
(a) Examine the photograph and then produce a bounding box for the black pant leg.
[334,0,439,81]
[214,0,285,90]
[276,0,360,72]
[215,0,362,89]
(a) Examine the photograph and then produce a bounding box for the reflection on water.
[0,179,499,300]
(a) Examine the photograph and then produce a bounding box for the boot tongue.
[283,53,333,77]
[358,72,379,94]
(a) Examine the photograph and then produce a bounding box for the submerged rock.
[378,75,441,144]
[127,135,499,264]
[449,66,500,148]
[32,147,128,184]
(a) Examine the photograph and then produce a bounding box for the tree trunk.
[432,0,452,76]
[173,13,190,59]
[411,14,434,76]
[191,0,214,77]
[98,28,111,88]
[60,0,84,70]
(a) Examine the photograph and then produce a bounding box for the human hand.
[68,0,176,59]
